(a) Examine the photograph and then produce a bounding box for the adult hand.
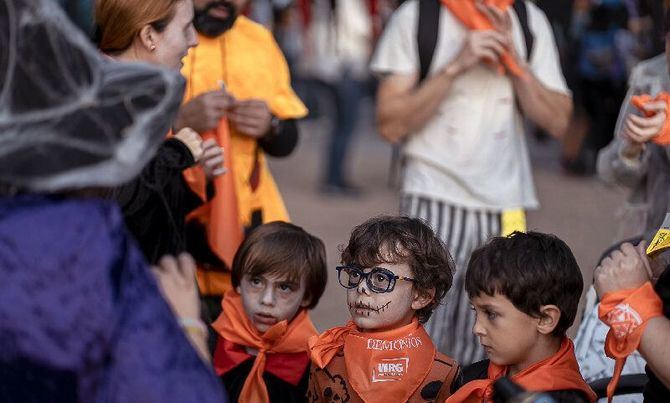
[200,138,226,180]
[175,90,235,134]
[152,253,200,320]
[448,29,507,76]
[594,242,653,298]
[623,101,667,144]
[173,127,204,161]
[229,99,273,138]
[476,1,523,70]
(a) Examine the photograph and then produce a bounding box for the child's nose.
[260,286,275,306]
[356,276,371,295]
[472,317,485,336]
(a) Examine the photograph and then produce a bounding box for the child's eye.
[278,283,296,293]
[248,277,263,287]
[486,310,498,320]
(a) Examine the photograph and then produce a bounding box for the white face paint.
[346,261,418,332]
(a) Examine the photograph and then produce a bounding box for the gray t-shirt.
[370,0,569,210]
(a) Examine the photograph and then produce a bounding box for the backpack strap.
[513,0,534,62]
[417,0,441,84]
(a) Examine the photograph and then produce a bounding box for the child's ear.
[138,25,157,52]
[536,304,561,335]
[411,287,436,310]
[300,294,312,309]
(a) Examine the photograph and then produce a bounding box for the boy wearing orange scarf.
[448,231,596,402]
[210,222,327,402]
[308,216,459,402]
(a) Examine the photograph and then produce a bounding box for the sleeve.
[266,33,308,120]
[526,3,570,96]
[369,1,419,77]
[111,138,197,216]
[596,66,650,187]
[259,119,299,158]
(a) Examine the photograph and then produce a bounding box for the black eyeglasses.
[336,265,415,293]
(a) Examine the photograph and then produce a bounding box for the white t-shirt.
[370,0,569,210]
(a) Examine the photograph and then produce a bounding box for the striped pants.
[401,193,501,365]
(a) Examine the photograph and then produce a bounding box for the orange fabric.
[630,93,670,145]
[183,123,242,270]
[440,0,524,77]
[195,270,232,296]
[447,338,596,403]
[308,319,436,403]
[598,282,663,402]
[212,291,318,403]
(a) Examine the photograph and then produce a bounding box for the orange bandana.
[309,319,436,403]
[598,282,663,402]
[630,93,670,145]
[212,291,318,403]
[447,338,596,403]
[440,0,524,77]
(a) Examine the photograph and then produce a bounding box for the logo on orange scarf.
[606,303,643,340]
[366,336,423,351]
[372,357,410,383]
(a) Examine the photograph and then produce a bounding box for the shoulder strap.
[417,0,441,83]
[512,0,534,62]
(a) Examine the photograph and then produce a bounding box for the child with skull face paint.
[210,221,327,403]
[308,216,459,402]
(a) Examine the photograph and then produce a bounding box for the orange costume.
[307,319,459,402]
[181,16,308,296]
[447,338,596,403]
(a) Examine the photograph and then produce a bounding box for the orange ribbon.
[309,319,436,403]
[598,282,663,402]
[212,291,317,403]
[440,0,524,77]
[447,338,596,403]
[630,93,670,145]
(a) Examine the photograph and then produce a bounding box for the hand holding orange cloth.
[598,282,663,402]
[440,0,524,77]
[211,291,318,403]
[630,93,670,145]
[446,338,596,403]
[309,319,437,403]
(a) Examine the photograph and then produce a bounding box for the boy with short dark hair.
[308,216,459,402]
[448,231,596,402]
[211,221,328,403]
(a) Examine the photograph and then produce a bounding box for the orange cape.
[598,282,663,402]
[309,319,436,403]
[212,291,317,403]
[446,338,596,402]
[180,16,308,295]
[441,0,524,77]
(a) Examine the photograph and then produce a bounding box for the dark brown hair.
[231,221,327,309]
[341,216,455,323]
[465,231,584,336]
[96,0,180,53]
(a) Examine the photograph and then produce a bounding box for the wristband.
[598,282,663,401]
[179,317,208,336]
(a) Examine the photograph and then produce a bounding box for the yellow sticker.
[501,209,526,237]
[647,213,670,256]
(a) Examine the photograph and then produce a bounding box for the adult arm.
[376,30,508,144]
[639,317,670,388]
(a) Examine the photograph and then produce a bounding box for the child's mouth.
[349,301,391,316]
[254,313,278,325]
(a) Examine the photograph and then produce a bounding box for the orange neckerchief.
[309,319,436,403]
[183,122,242,270]
[447,338,596,403]
[630,93,670,145]
[441,0,524,77]
[598,282,663,402]
[211,291,318,403]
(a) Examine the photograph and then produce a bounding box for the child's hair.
[231,221,327,309]
[465,231,583,335]
[340,216,455,323]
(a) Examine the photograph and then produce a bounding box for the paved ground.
[269,99,628,333]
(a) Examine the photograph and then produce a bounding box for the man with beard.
[175,0,307,330]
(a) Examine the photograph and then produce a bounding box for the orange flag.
[184,121,242,269]
[440,0,524,77]
[630,93,670,145]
